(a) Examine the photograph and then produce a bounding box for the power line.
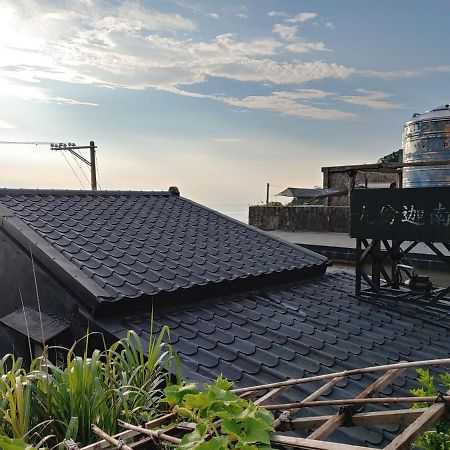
[0,139,99,190]
[60,151,86,189]
[95,151,102,190]
[71,150,91,186]
[0,141,53,145]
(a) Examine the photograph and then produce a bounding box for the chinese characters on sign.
[360,202,450,227]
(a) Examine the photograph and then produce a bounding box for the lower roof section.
[97,271,450,447]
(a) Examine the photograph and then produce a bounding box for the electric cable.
[71,150,91,186]
[95,151,102,190]
[60,151,86,189]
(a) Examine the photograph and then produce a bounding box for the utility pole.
[266,183,270,205]
[50,141,98,190]
[90,141,97,191]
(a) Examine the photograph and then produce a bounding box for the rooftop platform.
[267,230,445,271]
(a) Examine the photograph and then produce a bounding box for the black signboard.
[350,187,450,242]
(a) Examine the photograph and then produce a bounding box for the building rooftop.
[0,189,327,311]
[97,270,450,447]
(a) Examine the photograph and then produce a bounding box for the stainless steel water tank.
[402,105,450,188]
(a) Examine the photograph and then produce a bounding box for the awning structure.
[277,187,348,199]
[0,307,69,343]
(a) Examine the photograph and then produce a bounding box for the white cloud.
[285,41,329,53]
[0,0,445,122]
[272,24,298,41]
[325,21,335,29]
[286,12,318,24]
[209,13,219,19]
[358,65,450,79]
[339,89,404,109]
[268,11,290,18]
[208,60,353,85]
[221,91,358,120]
[0,119,17,129]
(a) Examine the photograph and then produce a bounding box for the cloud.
[358,65,450,79]
[286,12,318,23]
[272,24,329,52]
[0,76,97,105]
[0,119,17,129]
[0,0,446,122]
[268,11,290,18]
[272,24,298,41]
[217,87,405,119]
[220,91,358,120]
[339,89,404,109]
[208,60,353,85]
[325,21,335,29]
[209,13,219,19]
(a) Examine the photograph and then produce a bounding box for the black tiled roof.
[99,271,450,447]
[0,189,327,306]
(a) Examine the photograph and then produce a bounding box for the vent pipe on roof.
[169,186,180,196]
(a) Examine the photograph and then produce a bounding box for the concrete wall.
[322,168,398,206]
[249,206,350,233]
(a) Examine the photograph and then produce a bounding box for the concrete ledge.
[249,205,349,233]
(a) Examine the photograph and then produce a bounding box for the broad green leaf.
[196,436,228,450]
[241,418,271,445]
[221,419,241,441]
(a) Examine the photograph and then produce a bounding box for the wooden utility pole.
[266,183,270,205]
[49,141,98,190]
[90,141,97,190]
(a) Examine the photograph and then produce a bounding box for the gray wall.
[249,206,350,233]
[0,229,92,357]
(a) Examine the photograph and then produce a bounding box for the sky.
[0,0,449,217]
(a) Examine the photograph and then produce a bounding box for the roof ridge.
[0,188,173,197]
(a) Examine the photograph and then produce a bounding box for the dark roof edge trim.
[180,196,329,264]
[95,264,327,316]
[0,211,114,314]
[0,188,173,197]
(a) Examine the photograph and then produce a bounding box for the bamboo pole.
[232,358,450,394]
[117,420,181,445]
[308,366,405,440]
[82,413,176,450]
[273,376,344,429]
[385,388,450,450]
[269,435,371,450]
[287,408,429,430]
[91,425,134,450]
[264,395,450,411]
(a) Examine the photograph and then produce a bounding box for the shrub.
[411,368,450,449]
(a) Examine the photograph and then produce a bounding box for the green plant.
[0,325,179,448]
[161,376,275,449]
[411,368,450,449]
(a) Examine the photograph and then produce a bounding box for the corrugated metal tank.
[402,105,450,188]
